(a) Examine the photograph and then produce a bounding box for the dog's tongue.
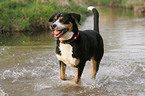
[53,30,60,35]
[53,30,62,37]
[52,29,68,38]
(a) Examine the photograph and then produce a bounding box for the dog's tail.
[88,6,99,33]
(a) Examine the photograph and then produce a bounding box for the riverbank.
[0,0,87,35]
[0,0,145,35]
[91,0,145,15]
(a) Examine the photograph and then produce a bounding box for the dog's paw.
[60,77,66,80]
[75,79,79,84]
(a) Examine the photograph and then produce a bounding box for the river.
[0,7,145,96]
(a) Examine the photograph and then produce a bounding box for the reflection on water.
[0,32,55,46]
[0,7,145,96]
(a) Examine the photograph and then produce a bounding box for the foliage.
[95,0,145,5]
[0,0,86,32]
[0,0,144,33]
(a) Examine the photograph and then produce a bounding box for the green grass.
[0,0,86,33]
[95,0,145,6]
[0,0,144,33]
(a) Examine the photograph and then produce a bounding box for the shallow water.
[0,7,145,96]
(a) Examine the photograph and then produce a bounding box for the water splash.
[0,87,9,96]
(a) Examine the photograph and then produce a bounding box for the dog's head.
[49,13,81,38]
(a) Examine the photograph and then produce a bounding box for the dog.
[49,6,104,84]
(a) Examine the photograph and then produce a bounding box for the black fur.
[49,7,104,83]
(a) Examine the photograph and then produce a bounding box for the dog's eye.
[60,18,69,24]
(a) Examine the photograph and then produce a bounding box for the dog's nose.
[50,24,57,30]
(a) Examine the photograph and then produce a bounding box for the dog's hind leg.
[91,56,97,78]
[59,61,66,80]
[91,55,103,79]
[75,61,86,84]
[91,42,104,79]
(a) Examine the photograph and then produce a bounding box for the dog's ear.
[70,13,81,24]
[49,13,58,22]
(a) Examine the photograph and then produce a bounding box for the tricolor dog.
[49,7,104,84]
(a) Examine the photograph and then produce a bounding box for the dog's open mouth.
[52,28,69,38]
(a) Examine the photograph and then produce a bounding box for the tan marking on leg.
[75,59,80,67]
[60,62,66,80]
[75,68,79,84]
[91,56,97,79]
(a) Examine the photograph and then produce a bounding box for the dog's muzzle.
[50,25,69,38]
[50,24,57,31]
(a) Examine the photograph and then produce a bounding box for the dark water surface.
[0,7,145,96]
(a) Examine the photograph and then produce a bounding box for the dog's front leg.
[75,61,86,84]
[59,61,66,80]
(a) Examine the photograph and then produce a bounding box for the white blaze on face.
[53,18,66,30]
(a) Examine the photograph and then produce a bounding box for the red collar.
[59,32,79,44]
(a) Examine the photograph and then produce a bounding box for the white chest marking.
[56,43,77,67]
